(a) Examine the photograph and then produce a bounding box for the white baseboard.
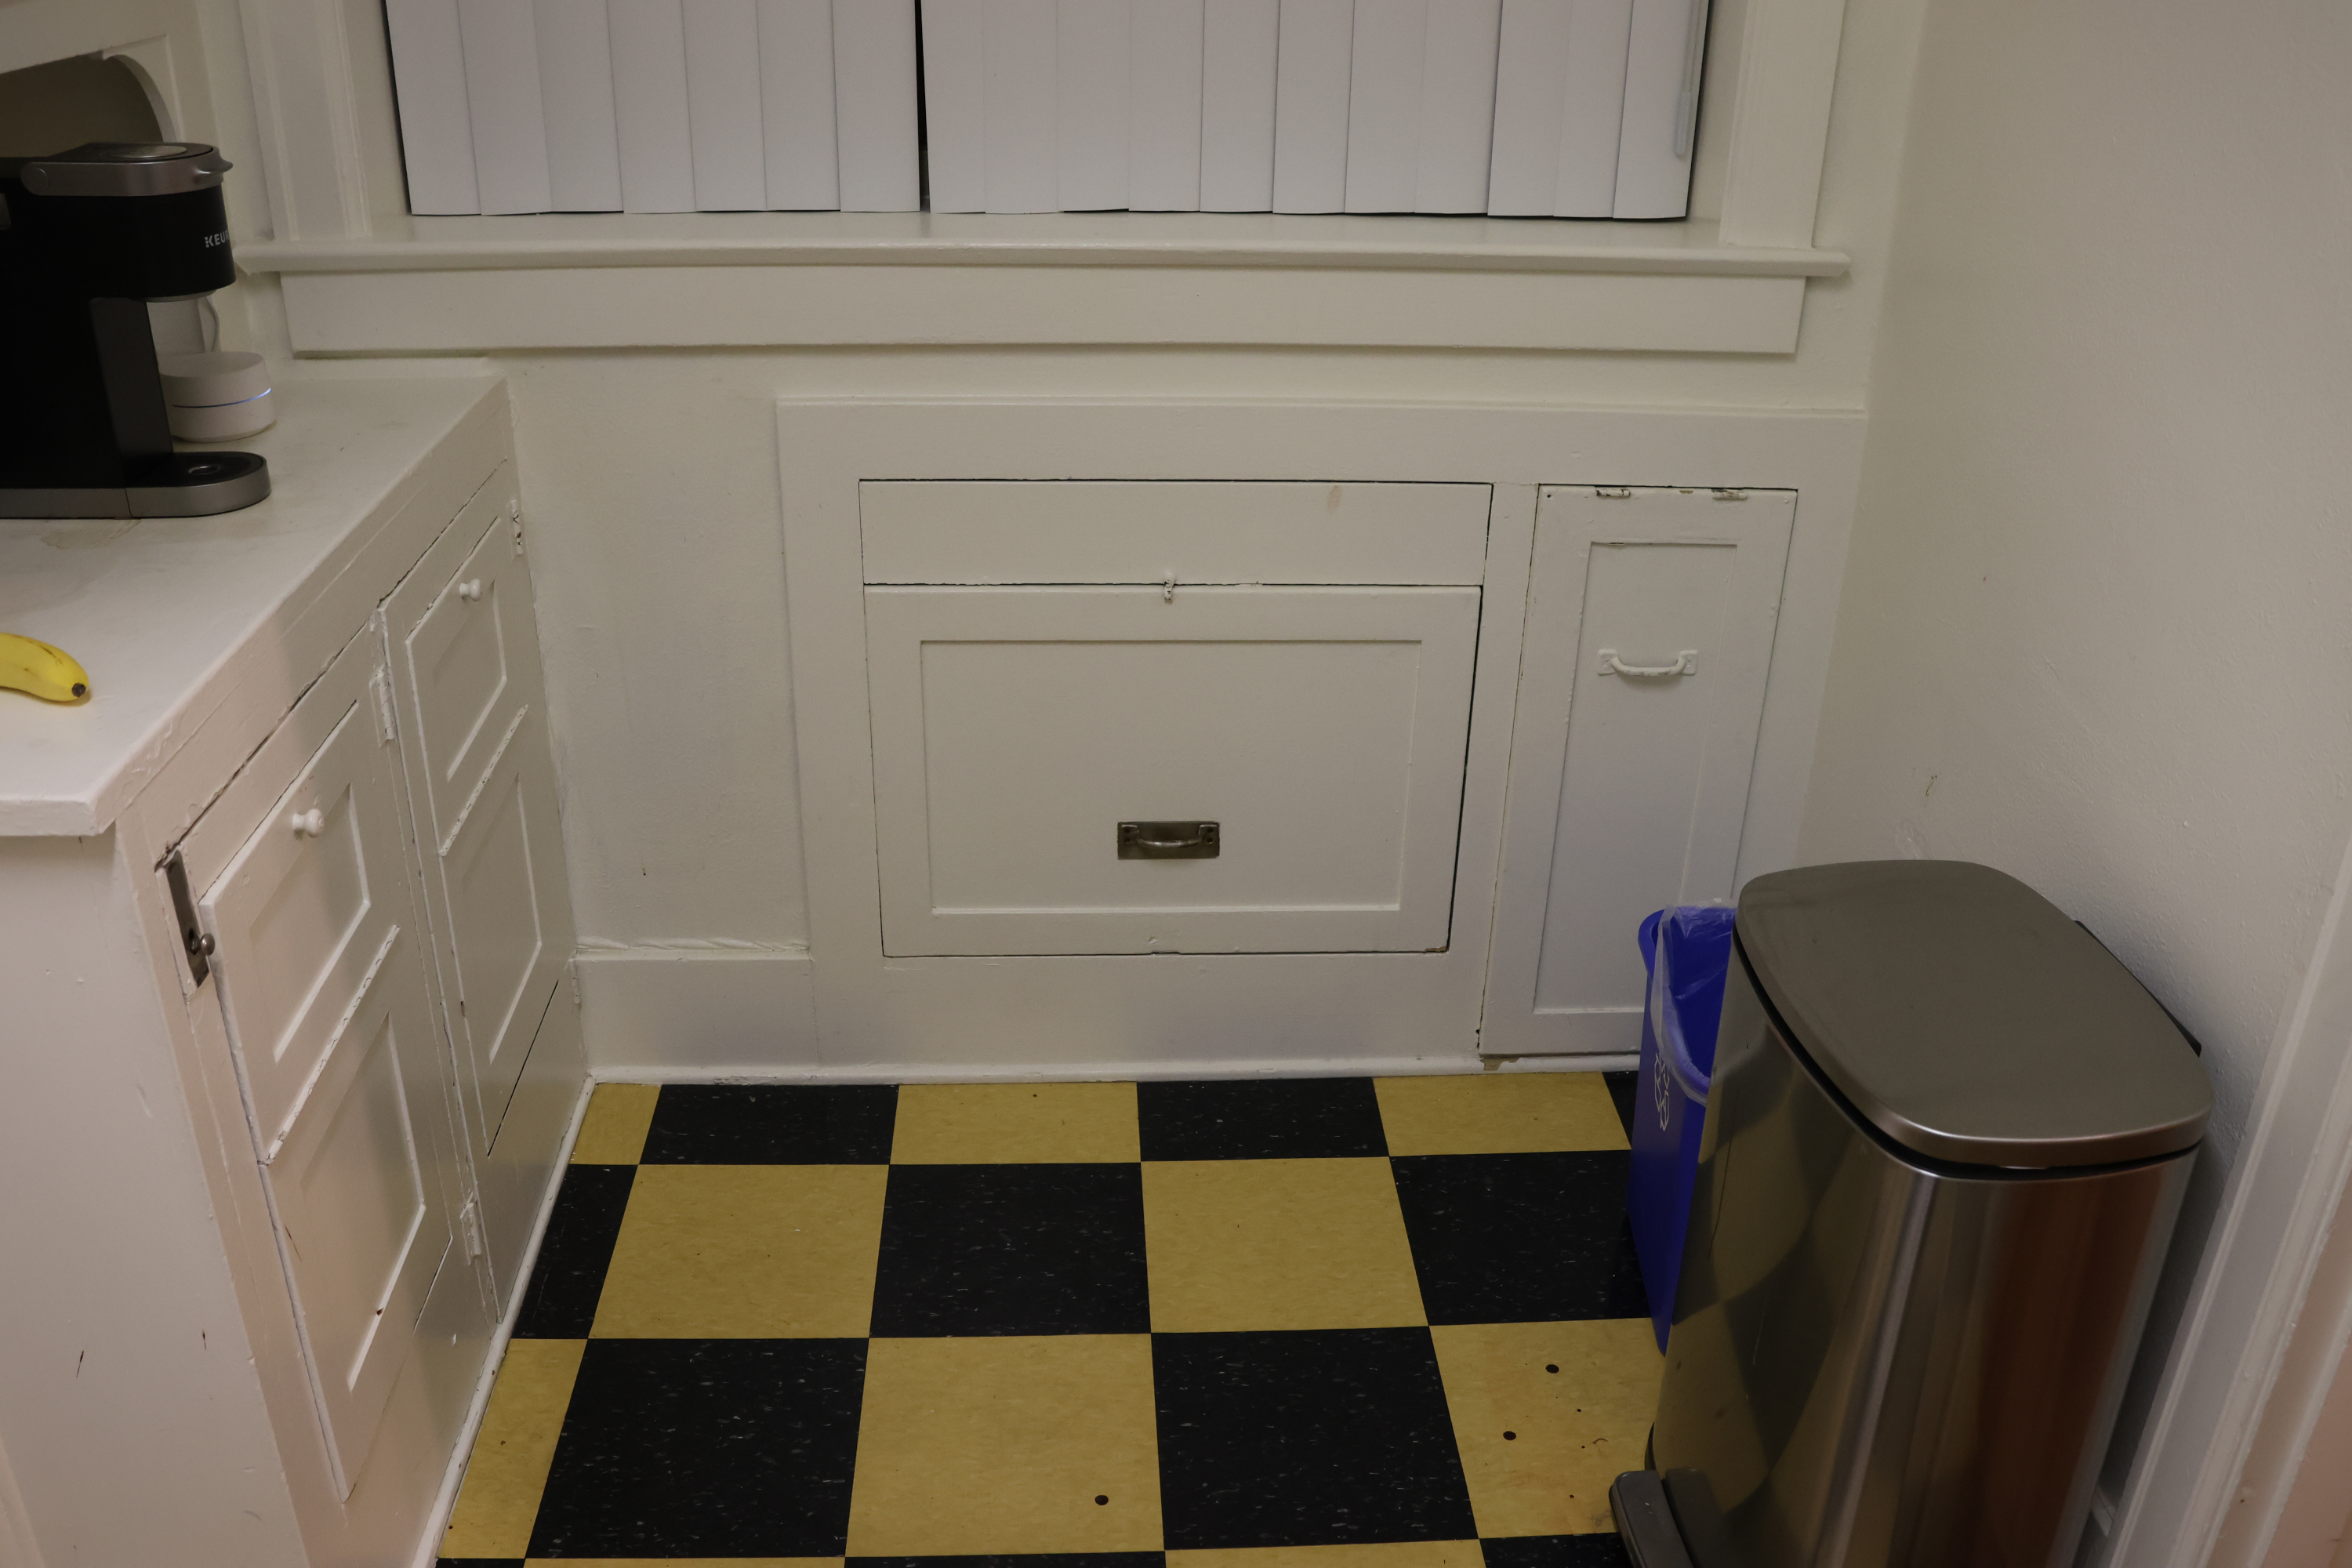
[573,946,818,1075]
[570,946,1638,1082]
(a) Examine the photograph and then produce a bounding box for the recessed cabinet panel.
[406,492,522,840]
[867,585,1479,956]
[441,722,553,1142]
[1483,485,1792,1055]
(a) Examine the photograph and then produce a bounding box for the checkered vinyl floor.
[438,1072,1655,1568]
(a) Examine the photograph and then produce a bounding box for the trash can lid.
[1737,860,2212,1168]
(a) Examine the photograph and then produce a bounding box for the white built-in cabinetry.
[0,381,582,1568]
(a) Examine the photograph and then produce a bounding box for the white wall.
[1801,0,2352,1554]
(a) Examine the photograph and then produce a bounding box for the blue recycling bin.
[1628,905,1739,1350]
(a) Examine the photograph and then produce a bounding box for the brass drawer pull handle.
[1119,820,1220,859]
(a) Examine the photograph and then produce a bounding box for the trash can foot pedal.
[1610,1472,1694,1568]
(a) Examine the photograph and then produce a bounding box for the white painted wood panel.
[384,0,482,213]
[866,585,1478,955]
[985,0,1062,211]
[1342,0,1424,213]
[195,640,460,1498]
[536,0,627,209]
[1487,0,1632,217]
[1613,0,1706,216]
[1482,485,1791,1054]
[1129,0,1205,209]
[832,0,922,210]
[683,0,768,209]
[609,0,700,210]
[1272,0,1353,212]
[1058,0,1132,209]
[1414,0,1502,212]
[760,0,841,208]
[923,0,990,211]
[1199,0,1279,209]
[457,0,555,213]
[858,480,1492,584]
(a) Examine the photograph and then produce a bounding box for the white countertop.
[0,376,503,837]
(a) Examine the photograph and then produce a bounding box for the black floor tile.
[511,1164,635,1338]
[851,1557,1165,1568]
[528,1338,867,1557]
[870,1163,1149,1336]
[1391,1152,1647,1324]
[640,1083,899,1163]
[1152,1327,1477,1549]
[1138,1077,1388,1160]
[437,1560,524,1568]
[1483,1536,1632,1568]
[1602,1070,1640,1145]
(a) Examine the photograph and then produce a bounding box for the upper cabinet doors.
[1483,485,1794,1055]
[384,471,575,1183]
[186,637,459,1498]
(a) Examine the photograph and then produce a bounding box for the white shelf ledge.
[243,211,1847,278]
[244,213,1842,355]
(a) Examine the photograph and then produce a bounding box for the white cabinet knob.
[457,579,485,603]
[290,808,325,838]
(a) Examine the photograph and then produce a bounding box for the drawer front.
[859,481,1493,586]
[866,585,1479,955]
[194,637,458,1496]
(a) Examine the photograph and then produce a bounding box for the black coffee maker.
[0,142,270,517]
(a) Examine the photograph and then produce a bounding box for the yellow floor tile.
[441,1338,586,1558]
[591,1165,887,1338]
[1432,1319,1663,1537]
[848,1335,1163,1556]
[891,1081,1142,1163]
[1171,1544,1486,1568]
[571,1083,660,1163]
[1375,1073,1629,1156]
[1144,1158,1425,1332]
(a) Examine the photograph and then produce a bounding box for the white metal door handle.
[1597,648,1699,678]
[289,808,325,837]
[456,579,485,602]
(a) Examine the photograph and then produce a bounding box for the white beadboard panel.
[757,0,839,208]
[1271,0,1352,212]
[278,263,1807,351]
[833,0,922,210]
[922,0,989,212]
[1199,0,1277,209]
[1128,0,1204,210]
[535,0,626,210]
[1488,0,1628,216]
[1058,0,1132,210]
[1341,0,1421,214]
[1414,0,1500,212]
[458,0,554,213]
[609,0,699,211]
[983,0,1060,212]
[682,0,768,209]
[1613,0,1704,217]
[387,0,482,212]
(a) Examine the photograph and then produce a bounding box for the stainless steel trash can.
[1612,861,2212,1568]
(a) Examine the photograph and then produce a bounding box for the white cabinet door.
[193,641,460,1497]
[1483,485,1792,1055]
[385,469,577,1313]
[866,584,1479,956]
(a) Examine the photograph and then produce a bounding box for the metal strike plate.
[1118,820,1220,859]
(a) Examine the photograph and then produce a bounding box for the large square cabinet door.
[385,468,575,1308]
[1483,485,1795,1055]
[187,639,460,1498]
[866,585,1480,956]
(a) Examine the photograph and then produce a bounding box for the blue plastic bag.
[1628,904,1738,1350]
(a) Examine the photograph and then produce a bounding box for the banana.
[0,633,91,702]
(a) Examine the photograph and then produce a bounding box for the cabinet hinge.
[1596,486,1633,499]
[370,667,397,743]
[162,848,212,987]
[459,1196,484,1260]
[568,957,583,1009]
[511,499,525,557]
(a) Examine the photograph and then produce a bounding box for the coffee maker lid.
[3,143,231,198]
